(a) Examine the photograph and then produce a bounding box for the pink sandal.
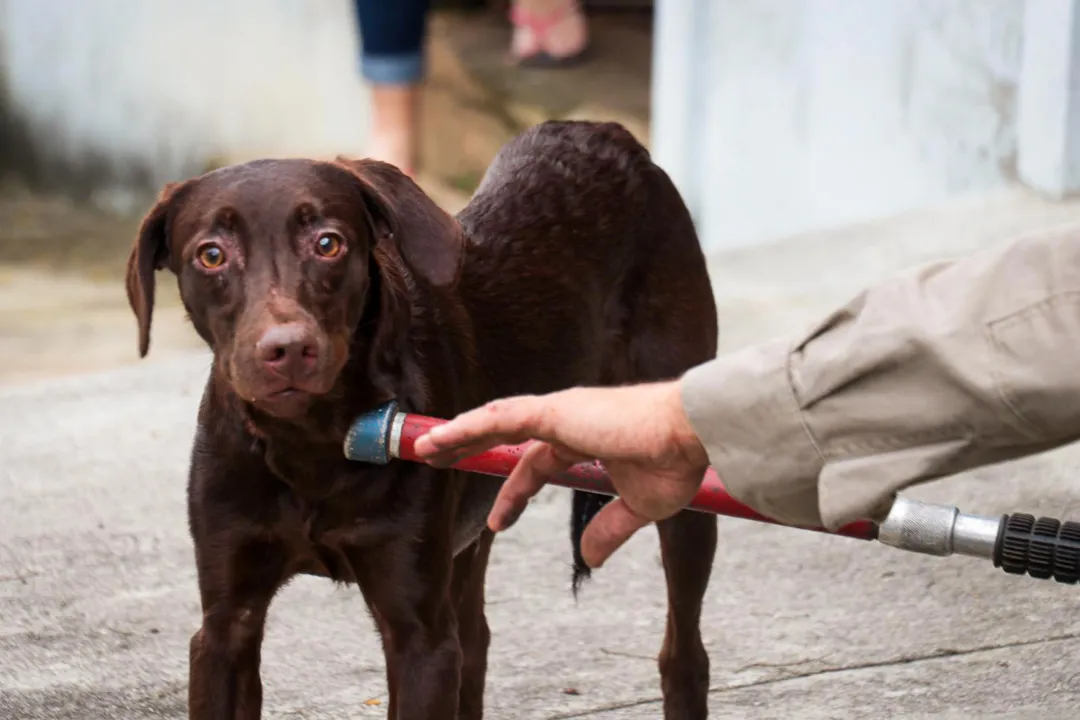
[509,2,590,69]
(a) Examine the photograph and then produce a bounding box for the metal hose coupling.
[878,497,1080,584]
[878,497,1001,559]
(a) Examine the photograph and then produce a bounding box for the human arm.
[684,223,1080,531]
[415,223,1080,564]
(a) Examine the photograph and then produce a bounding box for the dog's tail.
[570,490,614,595]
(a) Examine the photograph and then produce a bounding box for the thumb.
[579,497,651,570]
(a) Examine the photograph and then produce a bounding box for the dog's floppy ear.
[125,181,189,358]
[331,157,464,287]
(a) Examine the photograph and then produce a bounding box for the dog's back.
[455,120,718,588]
[457,120,716,391]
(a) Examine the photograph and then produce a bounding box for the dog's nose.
[256,323,318,377]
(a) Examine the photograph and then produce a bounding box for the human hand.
[412,381,710,569]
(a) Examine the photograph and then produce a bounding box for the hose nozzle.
[878,497,1080,584]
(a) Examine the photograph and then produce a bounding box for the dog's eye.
[314,233,344,259]
[197,244,226,269]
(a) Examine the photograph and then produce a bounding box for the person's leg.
[509,0,589,68]
[354,0,431,176]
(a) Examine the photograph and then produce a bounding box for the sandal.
[509,1,590,69]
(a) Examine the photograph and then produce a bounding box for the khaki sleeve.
[680,224,1080,531]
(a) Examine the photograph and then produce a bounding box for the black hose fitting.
[992,513,1080,584]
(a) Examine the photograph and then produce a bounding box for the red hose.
[395,413,877,541]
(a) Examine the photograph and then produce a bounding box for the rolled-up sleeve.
[680,224,1080,531]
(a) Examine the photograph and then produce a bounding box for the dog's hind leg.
[627,164,719,719]
[628,323,718,718]
[655,510,716,718]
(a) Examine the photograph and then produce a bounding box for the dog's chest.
[275,493,401,582]
[261,443,409,580]
[262,440,346,502]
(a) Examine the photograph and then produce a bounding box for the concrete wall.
[1016,0,1080,198]
[0,0,370,206]
[653,0,1027,252]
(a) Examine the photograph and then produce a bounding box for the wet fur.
[127,120,719,719]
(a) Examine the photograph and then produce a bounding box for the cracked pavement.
[5,188,1080,717]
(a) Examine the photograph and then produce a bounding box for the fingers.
[487,441,590,532]
[414,395,555,465]
[579,498,651,570]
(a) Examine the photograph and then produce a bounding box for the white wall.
[0,0,370,201]
[1016,0,1080,198]
[653,0,1026,252]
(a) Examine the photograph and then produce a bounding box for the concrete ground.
[5,183,1080,718]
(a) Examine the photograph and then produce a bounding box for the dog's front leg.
[362,558,462,719]
[450,530,495,720]
[350,473,464,719]
[188,530,289,720]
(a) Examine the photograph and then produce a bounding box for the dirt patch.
[0,190,143,281]
[0,266,203,386]
[0,191,203,386]
[420,9,652,193]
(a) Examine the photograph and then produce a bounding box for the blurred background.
[2,0,1079,385]
[8,3,1080,717]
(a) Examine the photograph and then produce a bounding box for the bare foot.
[509,0,589,66]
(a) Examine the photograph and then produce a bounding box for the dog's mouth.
[267,387,308,400]
[252,385,317,418]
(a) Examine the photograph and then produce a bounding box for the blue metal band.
[343,400,400,464]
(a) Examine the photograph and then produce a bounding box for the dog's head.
[125,158,463,421]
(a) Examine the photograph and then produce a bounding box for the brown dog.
[125,120,719,719]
